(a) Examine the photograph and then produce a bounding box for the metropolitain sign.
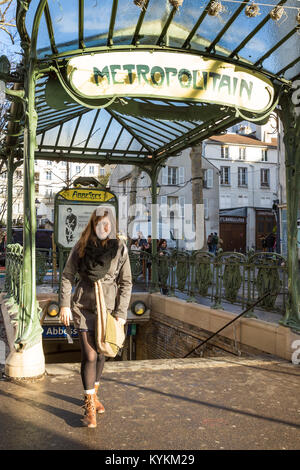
[67,51,274,113]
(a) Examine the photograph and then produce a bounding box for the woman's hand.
[59,307,72,327]
[115,317,126,326]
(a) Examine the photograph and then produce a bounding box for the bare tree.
[0,0,16,44]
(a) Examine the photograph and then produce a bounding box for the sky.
[1,0,299,78]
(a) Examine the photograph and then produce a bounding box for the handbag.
[94,279,125,357]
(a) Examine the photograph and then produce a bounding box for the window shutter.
[160,196,167,218]
[179,167,184,184]
[179,196,185,217]
[206,169,213,188]
[162,167,168,185]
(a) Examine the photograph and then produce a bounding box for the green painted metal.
[44,2,58,54]
[278,92,300,332]
[6,157,14,245]
[182,0,216,49]
[229,0,288,58]
[107,0,119,46]
[156,6,177,46]
[78,0,85,49]
[150,165,160,293]
[206,0,251,54]
[254,27,299,67]
[131,0,149,46]
[126,247,288,316]
[14,50,43,350]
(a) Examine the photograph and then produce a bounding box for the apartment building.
[0,161,113,227]
[110,148,220,250]
[204,125,278,251]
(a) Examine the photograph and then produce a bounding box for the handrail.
[183,291,273,358]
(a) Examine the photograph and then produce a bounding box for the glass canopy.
[1,0,299,167]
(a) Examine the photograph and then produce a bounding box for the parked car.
[12,228,54,250]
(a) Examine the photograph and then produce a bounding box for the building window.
[46,171,52,180]
[16,170,22,179]
[167,196,179,216]
[100,168,105,176]
[47,161,52,166]
[221,146,229,159]
[204,169,213,188]
[239,147,246,160]
[238,167,248,187]
[75,165,81,174]
[220,166,230,185]
[168,167,178,185]
[261,149,268,161]
[261,168,270,187]
[89,166,95,175]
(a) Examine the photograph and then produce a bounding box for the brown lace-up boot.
[94,383,105,414]
[81,394,97,428]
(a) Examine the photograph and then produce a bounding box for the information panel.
[54,187,117,249]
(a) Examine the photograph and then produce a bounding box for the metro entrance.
[0,0,299,377]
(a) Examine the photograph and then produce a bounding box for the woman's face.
[95,216,111,240]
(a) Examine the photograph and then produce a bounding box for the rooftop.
[208,134,278,147]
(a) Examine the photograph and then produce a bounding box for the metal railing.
[129,248,288,316]
[3,244,288,319]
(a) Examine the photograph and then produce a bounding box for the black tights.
[78,331,105,391]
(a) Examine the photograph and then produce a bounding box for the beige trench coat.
[60,240,132,330]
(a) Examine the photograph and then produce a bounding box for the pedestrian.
[59,206,132,428]
[212,232,219,255]
[158,239,169,295]
[207,233,213,253]
[137,231,146,248]
[130,239,141,253]
[265,232,276,253]
[142,235,152,281]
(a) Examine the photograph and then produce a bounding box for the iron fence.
[3,243,288,317]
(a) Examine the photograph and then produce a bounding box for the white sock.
[84,388,95,395]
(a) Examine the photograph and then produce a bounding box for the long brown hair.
[77,208,116,258]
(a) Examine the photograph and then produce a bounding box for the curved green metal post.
[278,92,300,332]
[15,60,42,350]
[150,165,160,293]
[6,156,14,244]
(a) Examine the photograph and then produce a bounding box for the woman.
[59,206,132,428]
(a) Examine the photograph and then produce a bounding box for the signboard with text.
[67,50,274,113]
[54,188,118,249]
